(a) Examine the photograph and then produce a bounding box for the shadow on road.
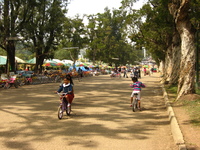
[0,74,174,149]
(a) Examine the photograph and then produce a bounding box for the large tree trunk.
[169,0,196,99]
[168,29,181,85]
[7,41,16,73]
[160,28,181,85]
[159,60,165,77]
[35,48,45,74]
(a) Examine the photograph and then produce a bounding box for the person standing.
[143,67,147,76]
[123,68,128,78]
[137,68,141,78]
[78,67,83,80]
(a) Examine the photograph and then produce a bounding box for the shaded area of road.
[0,73,177,150]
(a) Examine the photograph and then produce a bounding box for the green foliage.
[59,16,87,62]
[54,48,71,60]
[124,0,174,62]
[20,0,67,72]
[0,48,6,55]
[189,0,200,29]
[196,88,200,95]
[85,8,143,65]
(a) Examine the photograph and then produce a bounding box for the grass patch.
[183,98,200,126]
[165,84,200,126]
[196,88,200,95]
[166,85,178,94]
[165,84,178,101]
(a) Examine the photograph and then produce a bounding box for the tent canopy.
[27,57,36,64]
[0,56,6,65]
[0,56,26,65]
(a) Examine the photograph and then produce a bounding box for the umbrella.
[42,62,57,67]
[56,62,64,66]
[143,65,149,68]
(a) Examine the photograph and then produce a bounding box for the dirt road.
[0,73,177,150]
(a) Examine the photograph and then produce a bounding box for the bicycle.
[3,76,19,89]
[57,93,71,119]
[24,76,33,85]
[132,91,141,112]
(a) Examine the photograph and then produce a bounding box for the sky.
[67,0,147,18]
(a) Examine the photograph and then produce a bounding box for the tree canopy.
[0,0,199,98]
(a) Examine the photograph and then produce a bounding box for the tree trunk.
[35,48,45,74]
[158,60,164,76]
[168,29,181,85]
[169,0,196,99]
[176,23,195,99]
[7,41,16,73]
[160,29,181,85]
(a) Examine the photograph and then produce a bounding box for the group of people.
[110,67,141,78]
[55,67,146,112]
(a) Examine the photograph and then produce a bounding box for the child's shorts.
[66,94,74,103]
[131,91,141,100]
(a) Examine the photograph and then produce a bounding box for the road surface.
[0,73,177,150]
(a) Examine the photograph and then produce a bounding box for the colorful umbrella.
[56,63,64,66]
[43,62,57,67]
[143,65,149,68]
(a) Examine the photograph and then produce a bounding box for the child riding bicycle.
[56,77,74,106]
[130,77,145,110]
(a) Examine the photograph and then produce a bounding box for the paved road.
[0,73,177,150]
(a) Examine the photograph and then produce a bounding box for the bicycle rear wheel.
[58,106,63,119]
[132,99,137,112]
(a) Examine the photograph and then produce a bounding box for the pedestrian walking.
[123,68,128,78]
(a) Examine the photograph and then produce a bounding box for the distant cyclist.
[129,77,146,110]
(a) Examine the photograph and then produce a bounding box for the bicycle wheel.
[14,82,19,88]
[66,105,71,116]
[58,105,63,119]
[132,99,137,112]
[4,83,10,89]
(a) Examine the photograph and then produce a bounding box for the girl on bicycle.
[56,77,74,106]
[130,77,145,110]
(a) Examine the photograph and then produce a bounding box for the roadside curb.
[162,85,187,150]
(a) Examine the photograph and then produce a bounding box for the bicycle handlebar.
[56,92,71,96]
